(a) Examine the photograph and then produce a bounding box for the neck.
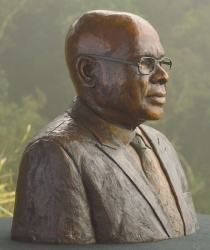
[79,97,146,131]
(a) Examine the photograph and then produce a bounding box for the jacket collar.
[68,97,148,149]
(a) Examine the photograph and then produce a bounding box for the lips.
[147,92,166,105]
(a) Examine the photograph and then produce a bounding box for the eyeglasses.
[83,54,172,75]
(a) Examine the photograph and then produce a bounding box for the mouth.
[147,93,166,105]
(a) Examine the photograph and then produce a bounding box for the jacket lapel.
[96,142,176,238]
[140,125,193,234]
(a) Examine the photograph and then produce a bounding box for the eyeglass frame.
[80,54,172,75]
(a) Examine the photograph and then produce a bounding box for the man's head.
[65,10,170,129]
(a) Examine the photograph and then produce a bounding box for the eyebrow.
[144,54,164,60]
[133,50,165,60]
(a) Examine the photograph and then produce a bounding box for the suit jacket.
[11,97,199,244]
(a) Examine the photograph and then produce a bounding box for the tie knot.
[131,134,147,150]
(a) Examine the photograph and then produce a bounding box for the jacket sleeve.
[11,139,95,244]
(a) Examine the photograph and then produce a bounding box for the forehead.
[125,17,165,60]
[131,38,164,60]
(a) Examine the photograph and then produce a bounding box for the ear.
[76,56,97,87]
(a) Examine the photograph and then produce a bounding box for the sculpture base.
[0,214,209,250]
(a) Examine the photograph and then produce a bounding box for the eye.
[138,57,155,74]
[140,58,149,66]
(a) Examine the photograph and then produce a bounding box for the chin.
[143,106,164,121]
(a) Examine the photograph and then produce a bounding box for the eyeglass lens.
[139,58,154,74]
[139,57,171,74]
[159,58,171,73]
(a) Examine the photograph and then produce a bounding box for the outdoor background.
[0,0,210,217]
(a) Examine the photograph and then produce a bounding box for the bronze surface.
[11,10,199,244]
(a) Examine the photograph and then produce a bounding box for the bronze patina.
[11,10,199,244]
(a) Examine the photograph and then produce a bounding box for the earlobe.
[76,56,96,87]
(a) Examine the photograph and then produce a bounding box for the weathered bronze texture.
[11,10,199,244]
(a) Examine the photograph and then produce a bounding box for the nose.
[150,64,169,85]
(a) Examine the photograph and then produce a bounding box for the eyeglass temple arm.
[83,54,134,65]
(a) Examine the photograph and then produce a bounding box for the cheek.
[123,74,149,105]
[93,66,118,105]
[97,67,128,104]
[96,66,150,110]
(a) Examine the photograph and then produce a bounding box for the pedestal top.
[0,214,209,250]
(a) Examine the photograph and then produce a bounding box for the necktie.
[131,135,184,237]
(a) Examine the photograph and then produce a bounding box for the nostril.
[158,78,167,85]
[150,78,167,85]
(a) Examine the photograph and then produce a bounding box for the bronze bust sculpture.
[11,10,199,244]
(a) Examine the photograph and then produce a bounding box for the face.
[92,18,169,128]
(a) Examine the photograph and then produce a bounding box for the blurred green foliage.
[0,124,31,217]
[0,75,47,172]
[0,0,210,215]
[0,156,15,217]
